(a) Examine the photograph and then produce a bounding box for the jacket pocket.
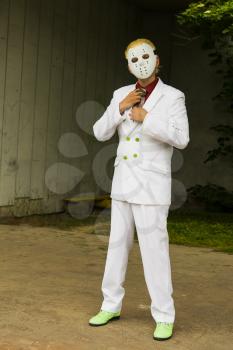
[138,159,170,175]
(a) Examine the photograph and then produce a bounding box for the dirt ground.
[0,219,232,350]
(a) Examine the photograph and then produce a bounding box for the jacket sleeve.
[93,90,127,141]
[141,92,190,149]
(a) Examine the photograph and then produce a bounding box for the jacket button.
[126,136,130,141]
[135,137,140,142]
[123,155,128,160]
[133,153,138,158]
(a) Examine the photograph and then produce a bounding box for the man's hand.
[129,107,148,122]
[119,89,142,114]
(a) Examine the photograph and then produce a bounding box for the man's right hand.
[119,89,142,114]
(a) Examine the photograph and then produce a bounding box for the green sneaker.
[89,310,121,327]
[153,322,174,341]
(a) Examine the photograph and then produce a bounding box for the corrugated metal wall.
[0,0,141,216]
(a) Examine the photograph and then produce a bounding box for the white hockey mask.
[127,43,158,79]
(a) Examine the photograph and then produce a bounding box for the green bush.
[177,0,233,162]
[187,183,233,212]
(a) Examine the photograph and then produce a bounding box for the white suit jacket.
[93,77,190,205]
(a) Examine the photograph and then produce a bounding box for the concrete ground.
[0,218,232,350]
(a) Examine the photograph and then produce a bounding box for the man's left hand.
[129,107,148,122]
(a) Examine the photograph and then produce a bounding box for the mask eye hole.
[131,57,138,63]
[142,53,149,59]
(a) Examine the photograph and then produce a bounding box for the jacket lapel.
[122,78,165,136]
[142,77,165,112]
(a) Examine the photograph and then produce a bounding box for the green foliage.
[204,124,233,161]
[168,209,233,254]
[177,0,233,162]
[178,1,233,28]
[187,183,233,212]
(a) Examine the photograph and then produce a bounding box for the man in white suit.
[89,38,189,341]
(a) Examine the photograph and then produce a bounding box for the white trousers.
[100,199,175,323]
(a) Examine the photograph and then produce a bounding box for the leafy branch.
[177,0,233,163]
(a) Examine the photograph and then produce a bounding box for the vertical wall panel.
[105,0,121,96]
[71,0,91,197]
[55,0,78,198]
[0,0,26,205]
[72,0,91,128]
[0,0,10,199]
[115,2,131,88]
[30,0,54,199]
[44,0,67,202]
[94,0,111,102]
[15,0,41,198]
[55,0,82,200]
[77,0,108,195]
